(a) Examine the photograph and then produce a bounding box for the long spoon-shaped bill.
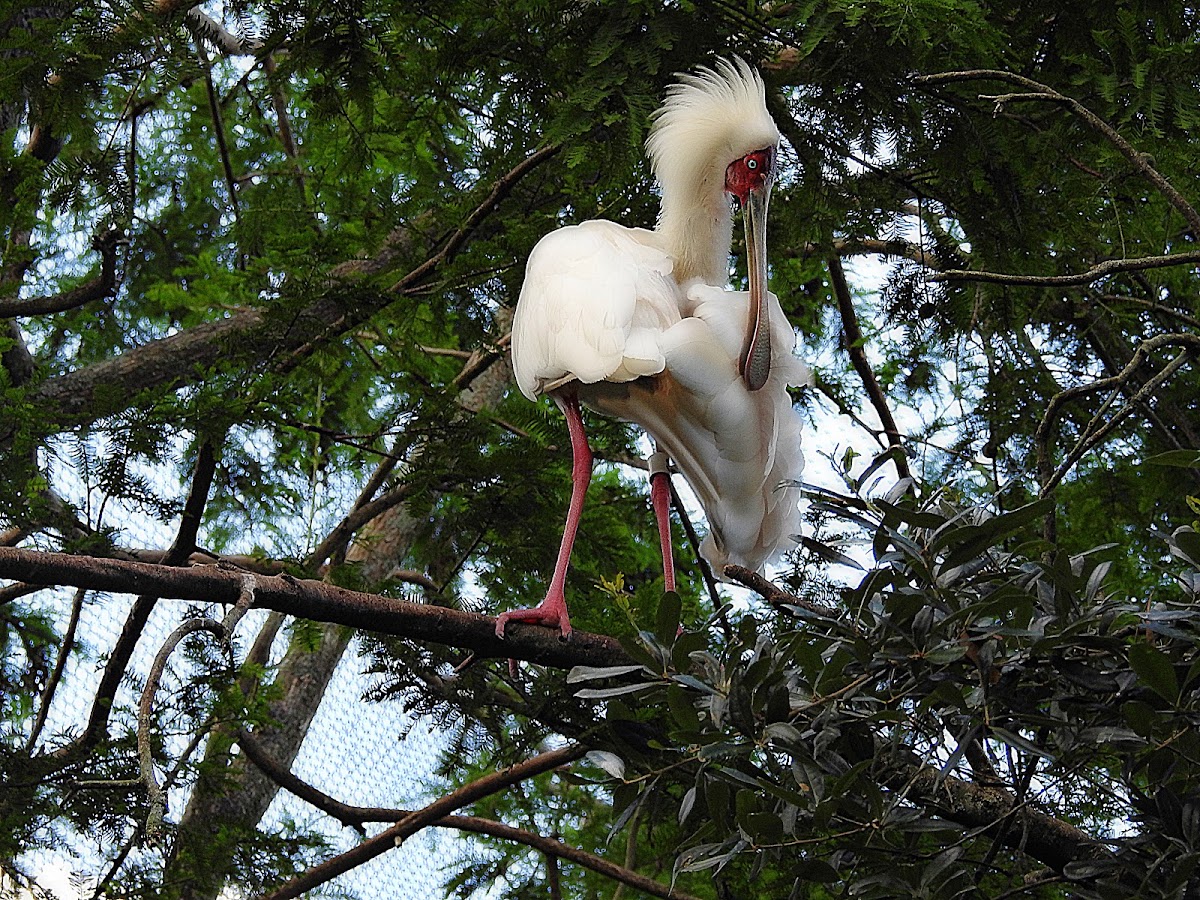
[739,183,772,392]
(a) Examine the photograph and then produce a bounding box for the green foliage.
[571,481,1200,897]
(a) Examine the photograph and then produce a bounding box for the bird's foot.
[495,595,573,641]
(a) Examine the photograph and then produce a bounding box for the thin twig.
[391,144,561,295]
[932,249,1200,287]
[1044,348,1193,494]
[26,588,86,751]
[1035,333,1200,496]
[137,576,256,840]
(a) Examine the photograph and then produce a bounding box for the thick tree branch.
[0,547,632,670]
[887,762,1105,874]
[257,744,586,900]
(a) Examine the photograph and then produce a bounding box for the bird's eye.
[746,158,758,170]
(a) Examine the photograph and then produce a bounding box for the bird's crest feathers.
[645,56,781,284]
[646,57,780,192]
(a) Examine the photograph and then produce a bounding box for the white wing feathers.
[511,220,681,400]
[580,282,807,573]
[658,283,807,573]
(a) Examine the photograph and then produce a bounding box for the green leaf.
[655,590,681,644]
[1129,642,1179,704]
[1144,450,1200,468]
[566,663,650,683]
[876,499,946,530]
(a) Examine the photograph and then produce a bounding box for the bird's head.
[647,57,781,391]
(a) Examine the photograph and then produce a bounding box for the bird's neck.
[656,188,733,286]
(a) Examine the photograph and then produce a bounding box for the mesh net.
[12,440,456,899]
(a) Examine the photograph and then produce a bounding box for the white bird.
[497,57,807,639]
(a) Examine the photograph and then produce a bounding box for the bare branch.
[235,730,699,900]
[61,438,222,759]
[257,744,587,900]
[391,144,561,296]
[827,255,912,481]
[0,227,124,318]
[137,576,255,840]
[1035,332,1200,503]
[26,588,86,750]
[932,250,1200,287]
[723,564,843,620]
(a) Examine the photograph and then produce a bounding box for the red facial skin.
[724,146,776,206]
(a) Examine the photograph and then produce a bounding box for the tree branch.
[0,226,124,318]
[257,743,587,900]
[235,730,698,900]
[0,547,633,670]
[827,255,912,481]
[914,69,1200,237]
[63,438,221,760]
[1035,332,1200,505]
[16,145,560,436]
[931,249,1200,287]
[137,575,255,840]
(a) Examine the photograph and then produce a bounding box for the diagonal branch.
[63,437,222,760]
[257,743,587,900]
[235,730,699,900]
[1034,332,1200,504]
[915,70,1200,238]
[18,145,560,435]
[827,255,912,481]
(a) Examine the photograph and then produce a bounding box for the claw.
[495,594,573,641]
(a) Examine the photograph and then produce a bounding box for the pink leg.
[649,449,676,593]
[495,391,591,640]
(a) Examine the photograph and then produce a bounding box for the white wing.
[584,282,808,572]
[511,220,684,401]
